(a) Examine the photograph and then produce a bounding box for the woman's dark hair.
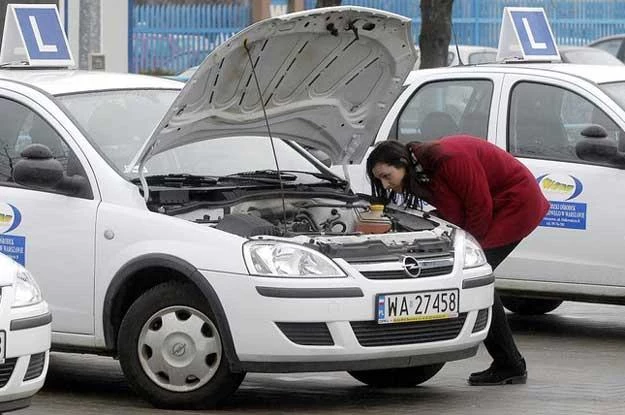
[366,140,436,208]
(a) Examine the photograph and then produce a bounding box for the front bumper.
[202,262,493,372]
[0,302,51,409]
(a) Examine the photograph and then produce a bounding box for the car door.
[495,74,625,287]
[337,71,505,195]
[0,87,98,335]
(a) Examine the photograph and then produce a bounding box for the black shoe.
[468,359,527,386]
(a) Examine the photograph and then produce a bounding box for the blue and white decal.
[377,295,385,320]
[496,7,560,62]
[0,203,25,265]
[0,4,73,67]
[537,174,587,230]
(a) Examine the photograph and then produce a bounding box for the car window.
[394,79,493,144]
[590,39,622,57]
[57,89,178,173]
[0,97,88,193]
[559,49,623,65]
[140,136,326,183]
[508,81,625,163]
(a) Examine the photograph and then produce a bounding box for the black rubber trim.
[256,286,364,298]
[462,274,495,289]
[239,345,478,373]
[10,312,52,331]
[104,254,243,372]
[0,397,31,412]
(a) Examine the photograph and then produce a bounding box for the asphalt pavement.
[20,301,625,415]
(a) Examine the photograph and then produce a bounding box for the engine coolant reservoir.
[355,204,392,234]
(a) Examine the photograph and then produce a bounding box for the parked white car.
[414,45,498,69]
[336,62,625,315]
[0,6,493,410]
[0,253,50,412]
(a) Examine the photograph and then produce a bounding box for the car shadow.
[507,308,625,341]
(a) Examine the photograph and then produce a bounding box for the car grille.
[275,322,334,346]
[472,308,489,333]
[351,254,454,280]
[350,313,467,347]
[0,358,17,387]
[359,266,454,280]
[23,352,46,381]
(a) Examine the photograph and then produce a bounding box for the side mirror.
[13,144,91,197]
[13,144,64,188]
[575,125,620,163]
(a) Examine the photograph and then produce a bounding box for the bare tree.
[288,0,305,13]
[316,0,341,7]
[419,0,453,69]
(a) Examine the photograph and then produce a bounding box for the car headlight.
[463,233,487,269]
[243,241,346,278]
[13,266,43,308]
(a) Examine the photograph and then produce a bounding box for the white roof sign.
[497,7,560,62]
[0,3,73,67]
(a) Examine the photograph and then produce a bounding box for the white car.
[558,46,623,65]
[414,45,498,69]
[0,7,493,409]
[0,254,50,412]
[338,62,625,315]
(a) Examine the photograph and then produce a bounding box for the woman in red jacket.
[366,136,549,386]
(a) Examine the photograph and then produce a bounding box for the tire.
[348,363,445,388]
[118,282,245,409]
[500,296,563,315]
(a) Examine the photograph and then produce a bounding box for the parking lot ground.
[21,301,625,415]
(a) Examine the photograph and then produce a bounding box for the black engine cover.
[214,214,282,237]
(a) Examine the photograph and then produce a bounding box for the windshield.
[599,82,625,110]
[139,136,326,184]
[56,89,179,171]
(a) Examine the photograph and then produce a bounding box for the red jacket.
[410,136,549,249]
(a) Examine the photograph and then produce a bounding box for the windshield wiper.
[227,169,347,186]
[225,169,298,181]
[131,174,218,187]
[283,170,348,186]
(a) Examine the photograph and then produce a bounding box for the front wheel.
[348,363,445,387]
[501,296,563,315]
[118,282,245,409]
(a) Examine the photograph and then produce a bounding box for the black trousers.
[483,241,524,368]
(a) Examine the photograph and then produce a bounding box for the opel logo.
[402,256,422,278]
[172,342,186,357]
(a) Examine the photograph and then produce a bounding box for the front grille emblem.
[402,256,422,278]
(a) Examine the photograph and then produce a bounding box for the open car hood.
[132,6,416,169]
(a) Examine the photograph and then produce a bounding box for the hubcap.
[137,305,222,392]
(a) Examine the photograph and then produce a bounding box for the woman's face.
[372,162,406,193]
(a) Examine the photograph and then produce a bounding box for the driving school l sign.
[0,4,73,67]
[496,7,560,62]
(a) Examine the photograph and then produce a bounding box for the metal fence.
[132,3,250,74]
[130,0,625,74]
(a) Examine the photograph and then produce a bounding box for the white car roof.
[405,63,625,85]
[0,68,183,95]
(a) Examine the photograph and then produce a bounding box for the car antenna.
[243,38,288,235]
[452,25,464,66]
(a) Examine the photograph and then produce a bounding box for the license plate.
[377,289,459,324]
[0,331,5,363]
